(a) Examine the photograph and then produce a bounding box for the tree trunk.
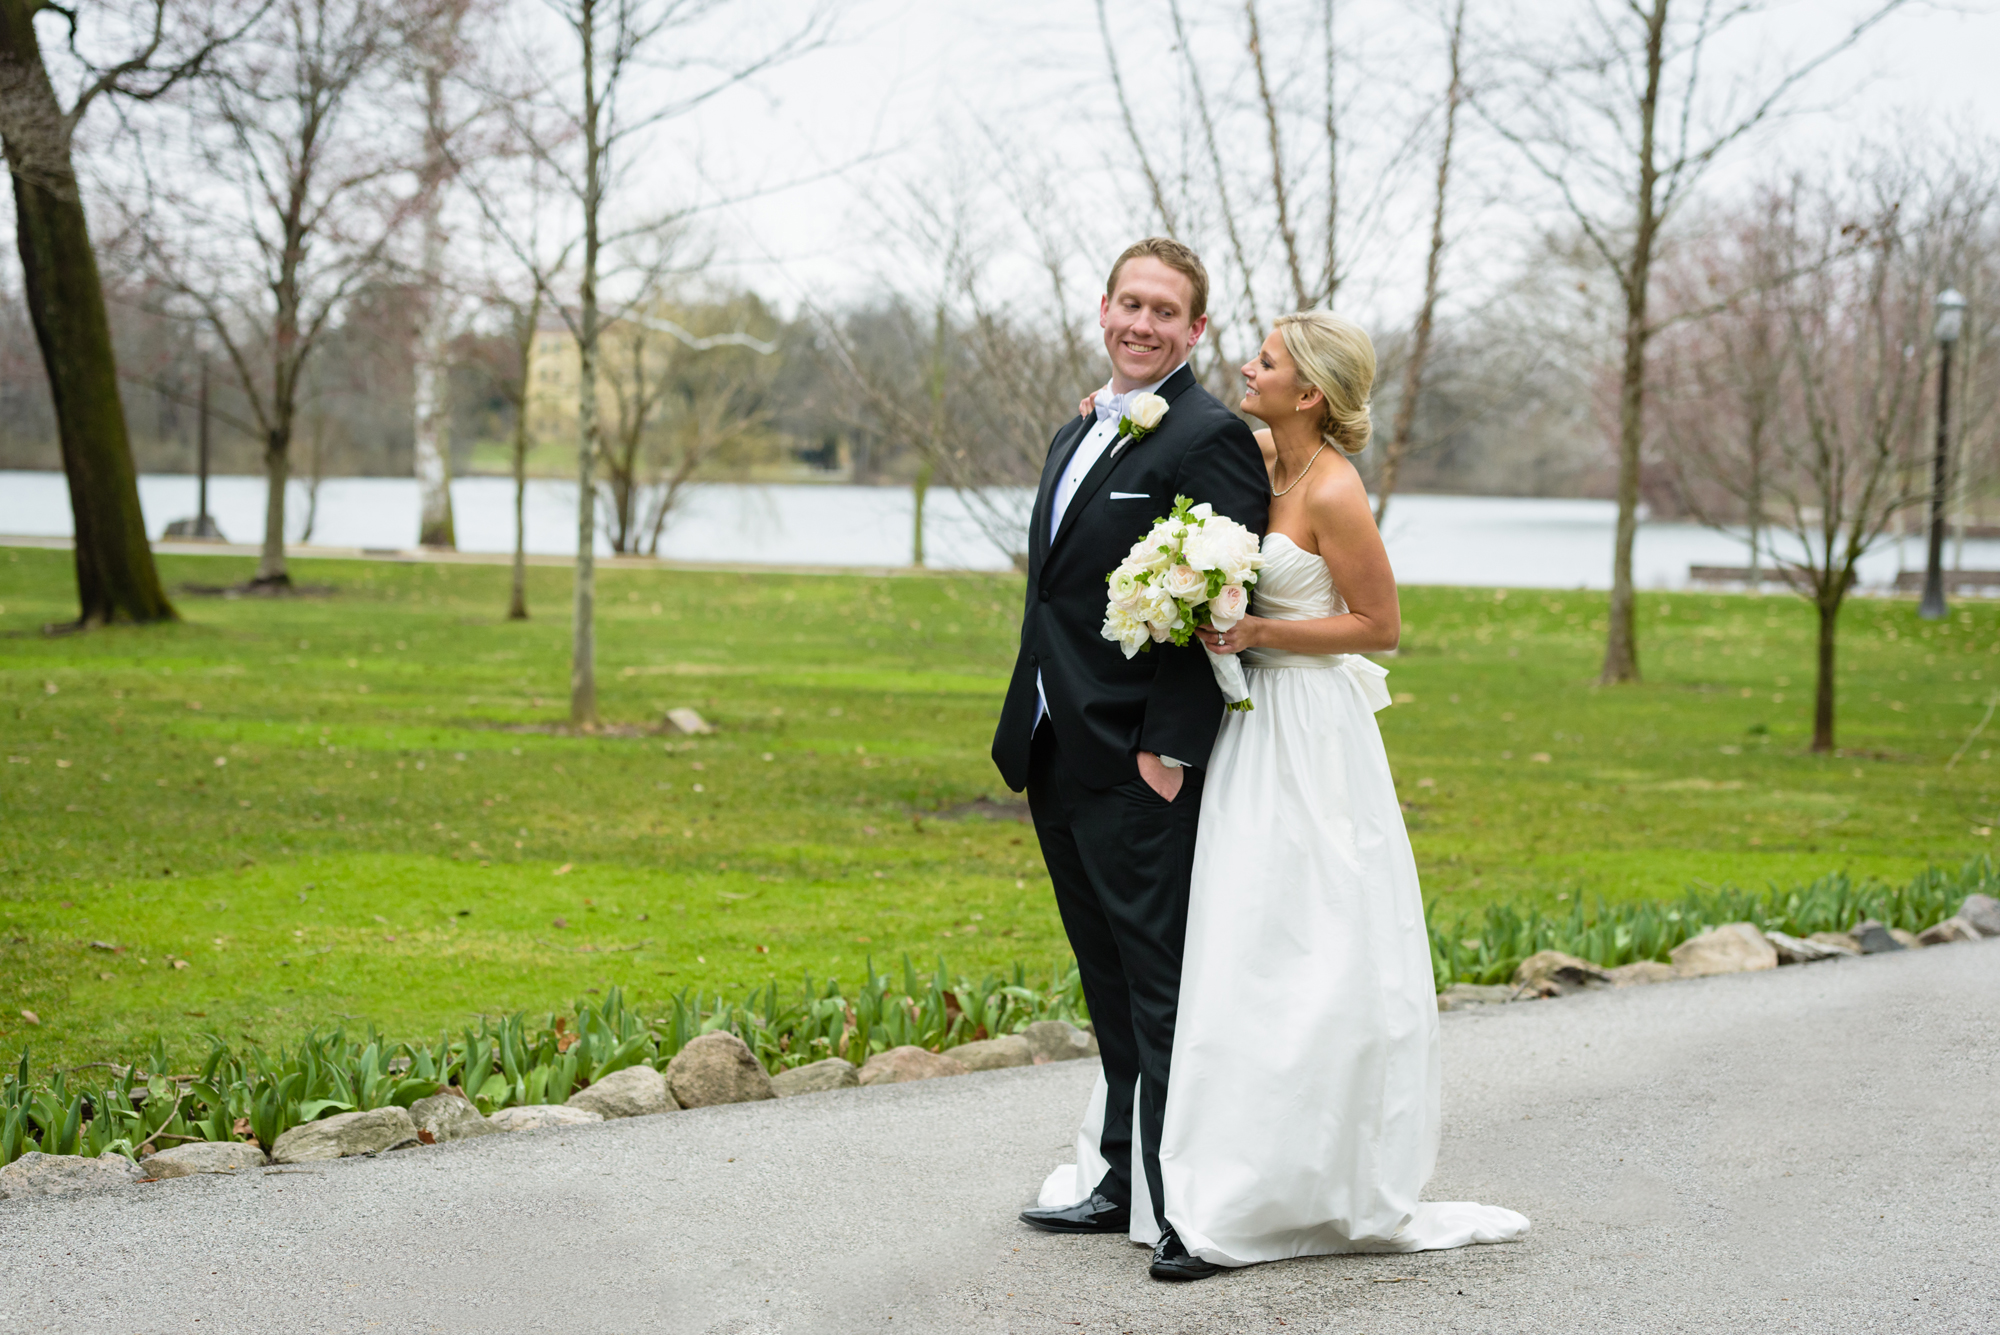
[258,428,290,582]
[411,319,455,546]
[508,302,535,622]
[1812,590,1840,753]
[1375,0,1460,529]
[0,0,173,627]
[1600,0,1667,686]
[412,65,455,549]
[912,459,932,568]
[571,0,601,727]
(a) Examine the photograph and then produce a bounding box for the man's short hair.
[1106,237,1209,322]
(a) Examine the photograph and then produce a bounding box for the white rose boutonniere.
[1111,391,1169,457]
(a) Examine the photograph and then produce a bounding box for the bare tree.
[1655,194,1795,580]
[1374,0,1464,526]
[464,0,829,726]
[138,0,413,587]
[586,289,778,557]
[402,0,478,548]
[0,0,247,625]
[1655,165,1967,751]
[1479,0,1913,684]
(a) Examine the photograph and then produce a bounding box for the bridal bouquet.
[1100,495,1264,711]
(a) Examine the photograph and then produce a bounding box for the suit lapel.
[1034,412,1097,566]
[1049,363,1202,555]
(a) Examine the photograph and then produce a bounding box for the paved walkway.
[4,940,1996,1334]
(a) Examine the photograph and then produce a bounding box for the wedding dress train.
[1040,534,1527,1263]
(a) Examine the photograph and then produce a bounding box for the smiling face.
[1100,257,1206,391]
[1239,329,1322,427]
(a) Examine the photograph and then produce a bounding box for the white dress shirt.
[1034,364,1188,768]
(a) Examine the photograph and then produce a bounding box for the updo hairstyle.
[1274,311,1375,455]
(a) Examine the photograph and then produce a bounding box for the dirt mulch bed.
[919,796,1031,823]
[479,720,699,739]
[178,581,339,599]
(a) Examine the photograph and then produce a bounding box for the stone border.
[0,1020,1100,1198]
[1437,892,2000,1011]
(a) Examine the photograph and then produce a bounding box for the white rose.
[1181,525,1226,574]
[1208,583,1249,630]
[1108,565,1146,606]
[1187,501,1214,520]
[1218,526,1263,582]
[1101,601,1152,658]
[1161,563,1206,599]
[1125,534,1173,573]
[1142,587,1182,641]
[1125,393,1168,431]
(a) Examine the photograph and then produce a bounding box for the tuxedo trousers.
[1027,722,1204,1229]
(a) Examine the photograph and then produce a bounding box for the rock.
[1607,960,1679,986]
[1850,920,1906,954]
[1021,1020,1098,1063]
[1917,916,1985,946]
[666,1032,776,1108]
[857,1046,970,1086]
[0,1151,145,1200]
[948,1035,1036,1069]
[1958,893,2000,937]
[566,1064,676,1119]
[409,1091,502,1143]
[269,1107,419,1163]
[1810,930,1862,953]
[487,1104,602,1133]
[1511,950,1612,995]
[664,707,714,735]
[771,1057,861,1097]
[1766,930,1855,964]
[1669,923,1778,978]
[140,1141,267,1178]
[1436,983,1521,1010]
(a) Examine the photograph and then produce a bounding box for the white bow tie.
[1093,385,1135,424]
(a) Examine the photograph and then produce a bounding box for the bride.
[1041,311,1527,1279]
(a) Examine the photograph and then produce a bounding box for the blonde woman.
[1053,313,1526,1279]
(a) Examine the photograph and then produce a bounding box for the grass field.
[2,542,1993,1071]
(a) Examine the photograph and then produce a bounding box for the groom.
[992,238,1268,1279]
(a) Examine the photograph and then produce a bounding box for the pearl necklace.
[1270,441,1329,497]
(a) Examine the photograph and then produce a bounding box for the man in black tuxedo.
[992,238,1269,1279]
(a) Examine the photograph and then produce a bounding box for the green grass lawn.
[2,543,1993,1070]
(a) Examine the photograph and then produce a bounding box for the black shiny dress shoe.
[1019,1192,1131,1234]
[1149,1226,1221,1281]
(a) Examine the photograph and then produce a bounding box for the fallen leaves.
[20,1010,38,1024]
[553,863,572,876]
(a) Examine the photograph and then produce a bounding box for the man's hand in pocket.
[1137,751,1183,803]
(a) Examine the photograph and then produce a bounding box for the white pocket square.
[1108,491,1150,500]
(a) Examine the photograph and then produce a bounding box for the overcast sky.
[654,0,2000,335]
[41,0,2000,362]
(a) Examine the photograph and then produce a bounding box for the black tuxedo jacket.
[991,363,1269,792]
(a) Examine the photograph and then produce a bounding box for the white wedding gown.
[1039,534,1528,1263]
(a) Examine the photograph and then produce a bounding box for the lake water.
[0,470,1984,592]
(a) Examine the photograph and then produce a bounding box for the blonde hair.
[1275,311,1375,454]
[1106,237,1210,322]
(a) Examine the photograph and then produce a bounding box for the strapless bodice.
[1247,532,1346,623]
[1238,534,1392,710]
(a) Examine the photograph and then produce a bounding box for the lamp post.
[1919,287,1967,620]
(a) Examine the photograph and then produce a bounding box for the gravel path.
[4,939,1996,1334]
